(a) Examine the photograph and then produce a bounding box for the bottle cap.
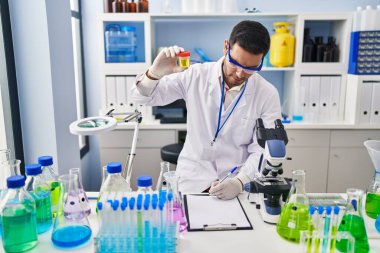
[333,205,340,215]
[7,175,26,189]
[121,26,136,32]
[107,162,122,174]
[26,164,42,176]
[309,205,316,215]
[325,206,332,215]
[38,156,53,166]
[137,176,152,187]
[317,205,324,215]
[178,51,190,57]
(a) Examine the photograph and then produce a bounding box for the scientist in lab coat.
[131,20,281,199]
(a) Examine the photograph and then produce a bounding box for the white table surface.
[1,192,380,253]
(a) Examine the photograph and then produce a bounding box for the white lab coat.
[132,58,281,192]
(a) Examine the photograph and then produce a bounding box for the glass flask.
[364,140,380,219]
[156,161,170,191]
[51,174,92,249]
[25,164,53,234]
[163,171,188,232]
[277,170,310,243]
[38,156,61,218]
[69,168,91,215]
[336,188,369,253]
[1,175,38,252]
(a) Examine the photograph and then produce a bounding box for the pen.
[220,166,238,183]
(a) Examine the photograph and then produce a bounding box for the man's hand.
[209,178,243,200]
[148,46,185,79]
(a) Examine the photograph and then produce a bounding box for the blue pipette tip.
[152,193,158,202]
[129,197,136,210]
[333,205,340,215]
[97,202,103,211]
[351,199,358,211]
[325,206,332,215]
[167,192,173,201]
[112,200,119,211]
[152,198,158,209]
[144,194,151,210]
[137,194,143,210]
[317,205,324,215]
[122,197,127,205]
[159,201,165,211]
[159,191,167,201]
[309,205,315,215]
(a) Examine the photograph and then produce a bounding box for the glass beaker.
[69,168,91,215]
[163,171,187,232]
[51,174,92,249]
[364,140,380,219]
[336,188,369,253]
[277,170,310,243]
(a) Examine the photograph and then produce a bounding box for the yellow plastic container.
[269,22,295,67]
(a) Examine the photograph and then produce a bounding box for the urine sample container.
[177,51,190,68]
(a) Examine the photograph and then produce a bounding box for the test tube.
[307,206,316,253]
[329,206,340,253]
[315,206,324,253]
[322,206,332,253]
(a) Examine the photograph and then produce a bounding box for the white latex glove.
[148,45,185,79]
[209,178,243,200]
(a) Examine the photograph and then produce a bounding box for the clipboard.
[183,194,253,232]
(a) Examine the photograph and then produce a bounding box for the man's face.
[223,40,264,87]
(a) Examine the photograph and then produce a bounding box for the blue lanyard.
[211,79,248,146]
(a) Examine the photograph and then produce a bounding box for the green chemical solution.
[33,190,53,234]
[277,203,310,242]
[49,181,61,217]
[330,225,338,253]
[1,202,38,252]
[365,192,380,219]
[336,214,369,253]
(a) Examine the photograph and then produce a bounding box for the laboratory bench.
[2,192,379,253]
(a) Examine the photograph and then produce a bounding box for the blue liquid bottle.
[0,175,38,252]
[25,164,53,234]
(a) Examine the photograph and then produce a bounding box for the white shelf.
[297,62,347,74]
[262,67,295,71]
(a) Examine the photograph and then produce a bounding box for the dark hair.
[229,20,270,56]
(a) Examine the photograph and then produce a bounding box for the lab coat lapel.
[208,61,223,108]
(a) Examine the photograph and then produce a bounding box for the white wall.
[9,0,80,174]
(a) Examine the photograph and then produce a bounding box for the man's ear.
[223,39,229,55]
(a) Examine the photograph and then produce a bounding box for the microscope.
[247,118,292,224]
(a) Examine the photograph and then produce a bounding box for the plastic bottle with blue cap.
[0,175,38,252]
[137,176,153,194]
[25,164,53,234]
[38,155,60,218]
[100,162,131,199]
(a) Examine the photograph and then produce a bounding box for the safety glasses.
[226,45,263,74]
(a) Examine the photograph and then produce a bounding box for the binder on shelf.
[126,76,136,112]
[116,76,127,111]
[106,76,117,109]
[359,82,373,124]
[297,76,310,122]
[183,194,253,232]
[330,76,341,122]
[309,76,321,123]
[319,76,331,122]
[370,82,380,124]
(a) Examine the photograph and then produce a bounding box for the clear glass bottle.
[38,156,61,218]
[364,140,380,219]
[99,162,131,197]
[25,164,53,234]
[51,174,92,248]
[69,168,91,216]
[137,175,153,193]
[277,170,310,242]
[164,171,188,232]
[336,188,369,253]
[0,175,38,252]
[156,161,170,191]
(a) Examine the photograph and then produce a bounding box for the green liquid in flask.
[2,204,38,252]
[276,203,310,242]
[49,181,61,217]
[336,214,369,253]
[34,191,53,234]
[365,193,380,219]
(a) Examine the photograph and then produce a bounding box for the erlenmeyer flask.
[277,170,309,242]
[336,188,369,253]
[364,140,380,219]
[69,168,91,215]
[163,171,188,232]
[156,161,170,191]
[51,174,92,249]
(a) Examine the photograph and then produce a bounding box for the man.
[131,20,281,199]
